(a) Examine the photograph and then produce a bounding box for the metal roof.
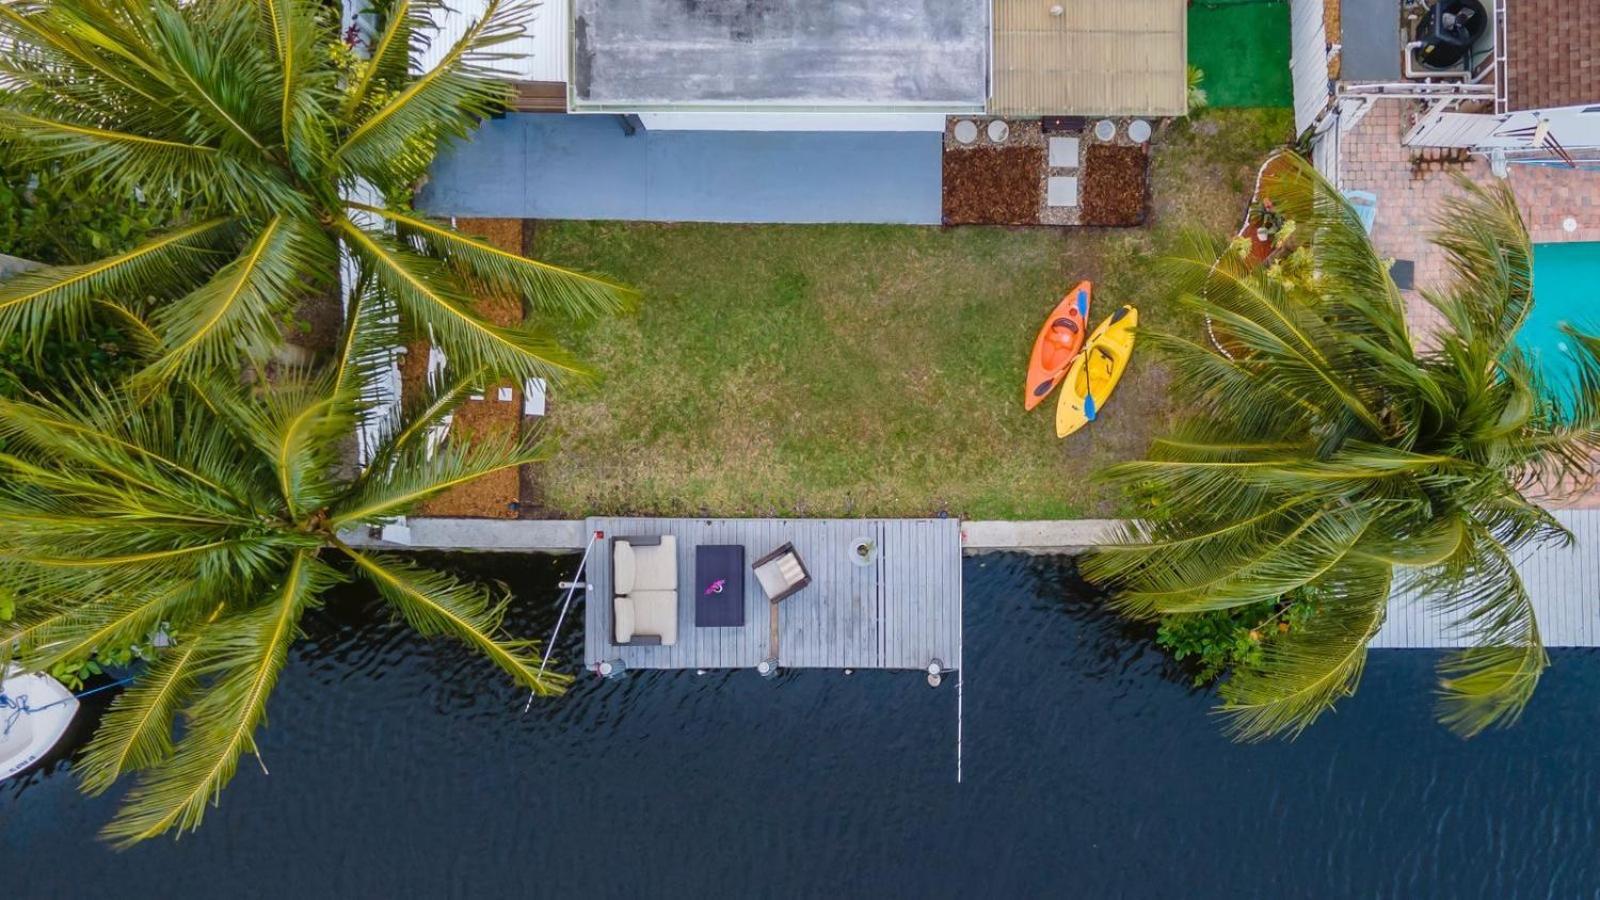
[990,0,1188,117]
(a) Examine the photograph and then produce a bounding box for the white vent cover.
[953,120,979,144]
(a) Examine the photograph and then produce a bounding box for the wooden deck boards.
[582,518,963,671]
[1374,509,1600,648]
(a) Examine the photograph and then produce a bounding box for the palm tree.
[0,0,628,386]
[1082,155,1600,741]
[0,351,570,844]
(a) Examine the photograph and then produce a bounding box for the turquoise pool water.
[1519,241,1600,407]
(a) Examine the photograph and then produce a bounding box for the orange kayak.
[1023,281,1091,410]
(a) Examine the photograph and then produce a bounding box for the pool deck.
[1335,103,1600,349]
[582,517,962,673]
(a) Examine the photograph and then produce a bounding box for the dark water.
[5,552,1600,898]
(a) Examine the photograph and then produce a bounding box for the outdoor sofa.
[612,535,679,645]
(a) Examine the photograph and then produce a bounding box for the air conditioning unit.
[1409,0,1489,72]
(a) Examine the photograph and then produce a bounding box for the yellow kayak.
[1056,305,1138,438]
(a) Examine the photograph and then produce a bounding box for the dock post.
[597,658,627,679]
[756,657,779,678]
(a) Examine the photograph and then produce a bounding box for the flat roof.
[991,0,1187,117]
[570,0,988,111]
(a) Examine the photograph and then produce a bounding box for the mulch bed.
[406,216,529,520]
[1080,145,1149,227]
[943,145,1044,226]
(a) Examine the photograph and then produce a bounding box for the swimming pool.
[1518,241,1600,408]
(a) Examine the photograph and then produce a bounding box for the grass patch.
[1188,0,1293,109]
[531,109,1294,519]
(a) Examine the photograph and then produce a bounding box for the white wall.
[634,112,950,133]
[1290,0,1331,135]
[421,0,567,83]
[1478,104,1600,150]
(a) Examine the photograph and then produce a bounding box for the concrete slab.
[572,0,988,109]
[420,113,944,225]
[962,519,1123,552]
[341,518,589,551]
[1047,176,1079,207]
[1048,136,1080,168]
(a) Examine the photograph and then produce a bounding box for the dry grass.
[528,109,1293,519]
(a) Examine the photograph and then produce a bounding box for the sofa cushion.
[754,558,791,600]
[627,590,678,646]
[631,535,678,592]
[613,540,636,595]
[613,595,635,644]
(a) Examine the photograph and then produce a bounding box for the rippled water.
[5,552,1599,898]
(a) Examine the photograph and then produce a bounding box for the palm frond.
[136,215,335,387]
[340,547,572,696]
[76,622,212,796]
[1216,564,1392,740]
[258,0,335,172]
[101,550,334,846]
[331,419,547,527]
[353,201,636,319]
[0,218,232,347]
[340,0,436,116]
[332,0,528,179]
[339,218,587,381]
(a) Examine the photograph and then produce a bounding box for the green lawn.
[1188,0,1293,109]
[531,109,1294,519]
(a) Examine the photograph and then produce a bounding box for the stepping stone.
[1047,176,1079,207]
[523,377,548,416]
[1049,136,1080,168]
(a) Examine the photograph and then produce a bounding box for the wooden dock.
[1374,509,1600,648]
[582,517,963,672]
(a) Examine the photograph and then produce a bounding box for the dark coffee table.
[695,545,745,627]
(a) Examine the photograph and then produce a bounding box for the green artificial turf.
[530,110,1294,520]
[1188,0,1294,109]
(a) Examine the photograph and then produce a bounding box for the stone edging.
[341,517,1127,554]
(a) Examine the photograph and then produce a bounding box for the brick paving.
[1337,101,1600,507]
[1338,102,1600,337]
[1506,0,1600,112]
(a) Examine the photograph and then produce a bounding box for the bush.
[0,142,169,393]
[1,140,176,266]
[1156,586,1323,687]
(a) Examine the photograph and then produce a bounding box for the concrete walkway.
[418,113,943,225]
[342,518,1120,553]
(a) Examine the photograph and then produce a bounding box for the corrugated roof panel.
[991,0,1187,117]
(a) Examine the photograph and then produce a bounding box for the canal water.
[4,552,1598,897]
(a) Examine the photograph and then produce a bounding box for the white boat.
[1,666,79,781]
